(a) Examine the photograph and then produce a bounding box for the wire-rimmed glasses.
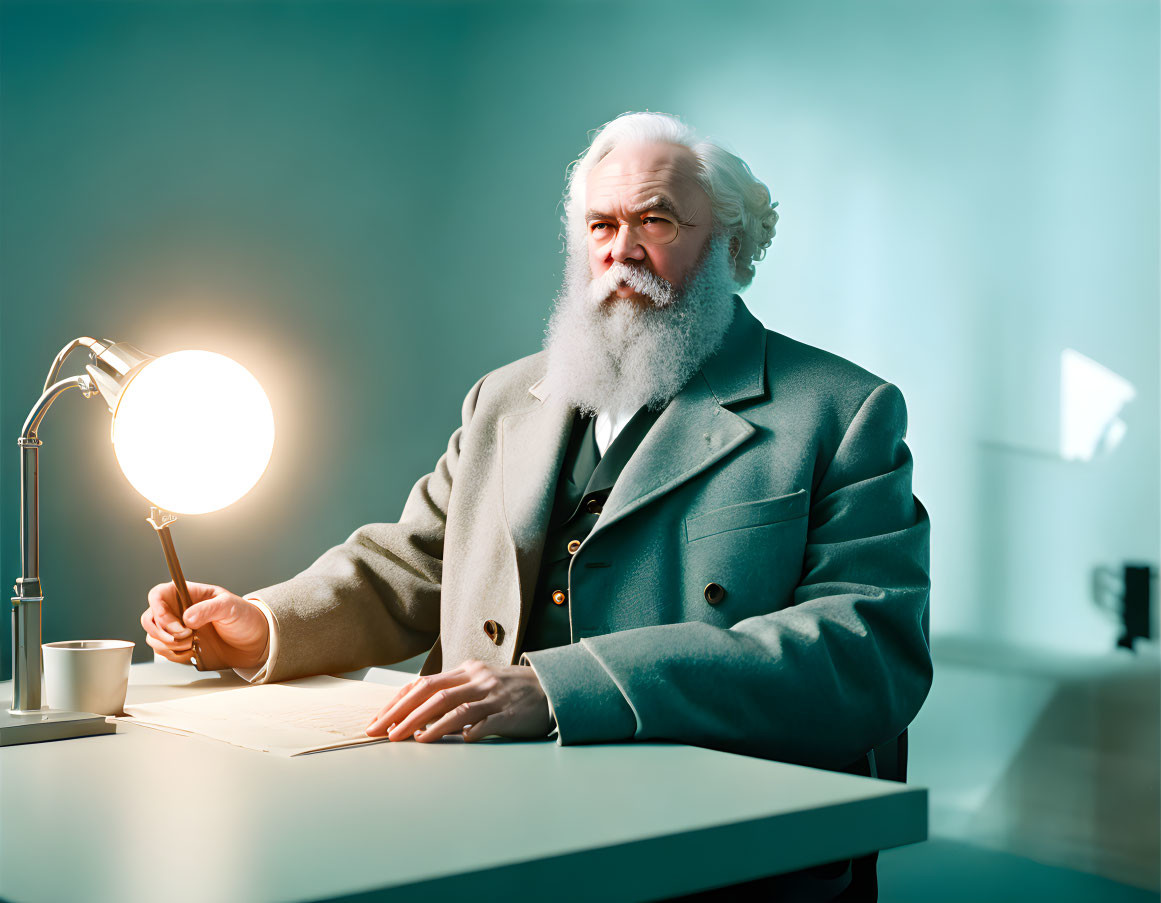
[587,213,696,247]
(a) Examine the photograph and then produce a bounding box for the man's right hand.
[142,581,270,670]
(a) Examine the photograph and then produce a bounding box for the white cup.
[42,640,135,716]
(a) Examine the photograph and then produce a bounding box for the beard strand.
[541,233,738,417]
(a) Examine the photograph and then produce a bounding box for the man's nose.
[609,224,647,263]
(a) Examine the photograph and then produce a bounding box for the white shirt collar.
[593,407,641,456]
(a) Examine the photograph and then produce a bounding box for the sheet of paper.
[111,675,414,756]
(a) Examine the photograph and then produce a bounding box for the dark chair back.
[837,729,909,901]
[871,728,909,783]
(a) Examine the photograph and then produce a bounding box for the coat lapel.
[596,296,768,534]
[501,387,573,616]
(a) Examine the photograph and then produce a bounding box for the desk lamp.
[3,337,274,745]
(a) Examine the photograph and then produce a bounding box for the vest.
[519,405,662,655]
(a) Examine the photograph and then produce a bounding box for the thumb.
[184,597,233,630]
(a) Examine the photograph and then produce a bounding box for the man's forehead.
[586,142,707,213]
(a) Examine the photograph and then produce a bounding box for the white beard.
[541,233,738,417]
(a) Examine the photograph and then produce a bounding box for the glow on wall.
[1060,349,1135,462]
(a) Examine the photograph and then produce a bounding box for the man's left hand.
[366,660,554,743]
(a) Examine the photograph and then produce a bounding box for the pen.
[146,506,221,671]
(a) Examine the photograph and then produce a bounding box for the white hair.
[563,111,779,289]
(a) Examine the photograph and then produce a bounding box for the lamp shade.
[110,350,274,515]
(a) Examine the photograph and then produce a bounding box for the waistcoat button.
[551,590,567,606]
[704,583,726,605]
[567,539,581,555]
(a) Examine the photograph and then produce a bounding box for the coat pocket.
[684,489,809,542]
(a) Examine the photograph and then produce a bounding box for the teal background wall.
[2,0,1159,890]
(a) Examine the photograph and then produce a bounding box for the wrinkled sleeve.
[240,375,486,684]
[524,381,932,768]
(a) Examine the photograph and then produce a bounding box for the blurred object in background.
[1093,563,1157,653]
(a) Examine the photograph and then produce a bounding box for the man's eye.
[590,222,612,232]
[641,215,679,242]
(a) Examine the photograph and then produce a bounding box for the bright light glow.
[1060,348,1135,462]
[112,351,274,515]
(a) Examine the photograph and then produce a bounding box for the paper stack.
[112,674,413,756]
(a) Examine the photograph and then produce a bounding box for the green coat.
[253,296,932,769]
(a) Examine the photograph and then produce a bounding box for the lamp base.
[0,708,116,746]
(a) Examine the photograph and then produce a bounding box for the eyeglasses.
[586,214,695,247]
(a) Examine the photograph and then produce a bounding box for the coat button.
[483,619,504,644]
[704,583,726,605]
[567,539,581,555]
[585,497,603,515]
[551,590,567,606]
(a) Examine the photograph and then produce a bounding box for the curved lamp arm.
[22,374,98,441]
[15,373,99,601]
[40,336,106,395]
[11,346,110,714]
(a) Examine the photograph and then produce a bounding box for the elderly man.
[143,111,931,897]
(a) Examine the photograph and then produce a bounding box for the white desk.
[0,661,926,902]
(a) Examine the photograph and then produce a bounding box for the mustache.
[587,262,677,308]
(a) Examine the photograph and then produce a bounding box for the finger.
[141,607,174,643]
[372,677,477,739]
[366,668,466,733]
[462,714,500,743]
[383,682,488,741]
[140,609,193,651]
[146,583,192,639]
[145,633,194,664]
[365,680,418,728]
[367,669,469,735]
[183,595,238,630]
[183,581,226,603]
[386,680,416,709]
[418,700,502,743]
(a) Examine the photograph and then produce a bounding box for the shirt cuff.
[232,596,278,684]
[519,652,559,738]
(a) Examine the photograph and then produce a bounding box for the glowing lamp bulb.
[111,350,274,515]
